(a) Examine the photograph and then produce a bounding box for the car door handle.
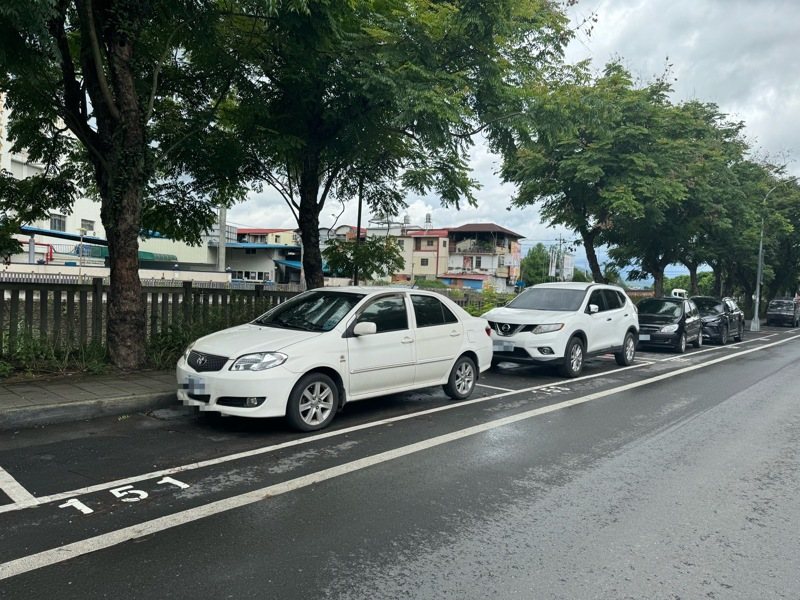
[606,318,612,322]
[401,337,414,344]
[449,331,461,337]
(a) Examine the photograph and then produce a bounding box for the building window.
[475,256,482,268]
[397,240,404,249]
[275,235,281,243]
[442,240,447,248]
[421,258,429,267]
[50,213,67,232]
[426,239,435,247]
[245,248,256,255]
[80,219,95,233]
[499,254,505,267]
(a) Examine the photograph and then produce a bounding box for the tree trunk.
[580,230,605,283]
[687,263,699,296]
[298,155,325,289]
[652,267,665,297]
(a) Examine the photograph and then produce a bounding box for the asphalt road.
[1,326,799,599]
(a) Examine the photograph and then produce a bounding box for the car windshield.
[693,298,724,315]
[506,287,586,311]
[769,300,794,310]
[253,291,365,332]
[638,298,682,317]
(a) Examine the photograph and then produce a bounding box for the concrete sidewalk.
[0,370,177,431]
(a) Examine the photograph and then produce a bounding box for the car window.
[357,295,408,333]
[411,295,458,327]
[769,300,794,310]
[638,298,682,317]
[588,290,608,312]
[254,290,365,332]
[693,297,724,315]
[602,289,623,310]
[506,287,586,311]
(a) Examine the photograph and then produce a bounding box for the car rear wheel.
[286,373,338,432]
[675,333,687,354]
[614,332,636,366]
[560,337,585,378]
[444,355,477,400]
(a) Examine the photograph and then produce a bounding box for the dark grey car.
[765,298,800,327]
[691,296,745,344]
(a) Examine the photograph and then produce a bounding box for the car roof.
[644,296,683,302]
[528,282,604,291]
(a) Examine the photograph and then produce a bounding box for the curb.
[0,392,178,431]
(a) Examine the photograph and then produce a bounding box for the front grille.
[188,350,228,372]
[639,324,663,333]
[489,321,535,336]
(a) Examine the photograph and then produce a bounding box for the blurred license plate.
[639,334,651,341]
[493,341,515,352]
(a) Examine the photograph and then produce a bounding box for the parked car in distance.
[177,287,493,431]
[481,282,639,378]
[637,297,702,353]
[691,296,745,344]
[765,298,800,327]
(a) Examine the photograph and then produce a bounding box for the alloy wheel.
[454,361,475,395]
[298,381,334,426]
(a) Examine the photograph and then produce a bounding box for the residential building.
[442,223,524,292]
[218,228,302,284]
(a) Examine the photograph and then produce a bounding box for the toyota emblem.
[500,323,511,334]
[195,354,207,367]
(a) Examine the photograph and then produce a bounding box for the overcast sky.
[228,0,800,275]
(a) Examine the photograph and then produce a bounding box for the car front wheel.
[734,322,744,342]
[675,333,687,354]
[286,373,339,432]
[719,324,728,345]
[615,332,636,366]
[444,355,477,400]
[560,337,585,378]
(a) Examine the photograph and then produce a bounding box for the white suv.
[482,282,639,377]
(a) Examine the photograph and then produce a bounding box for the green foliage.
[232,0,572,288]
[520,243,554,285]
[413,278,447,289]
[323,236,404,282]
[3,328,108,376]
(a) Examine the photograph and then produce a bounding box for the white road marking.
[0,361,653,515]
[476,383,514,392]
[0,467,37,507]
[659,345,726,361]
[1,335,798,580]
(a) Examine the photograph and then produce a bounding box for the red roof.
[448,223,524,239]
[439,273,490,280]
[407,229,449,238]
[237,228,293,234]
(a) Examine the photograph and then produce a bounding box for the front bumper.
[176,355,298,418]
[637,331,680,348]
[490,330,568,365]
[767,313,794,325]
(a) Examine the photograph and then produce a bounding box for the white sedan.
[177,287,493,431]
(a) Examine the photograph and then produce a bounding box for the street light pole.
[750,175,799,332]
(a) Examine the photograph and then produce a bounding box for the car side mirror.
[588,304,599,314]
[353,321,377,337]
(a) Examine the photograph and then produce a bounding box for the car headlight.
[532,323,564,334]
[183,341,195,360]
[660,324,679,333]
[230,352,288,371]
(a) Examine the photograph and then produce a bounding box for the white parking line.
[0,467,37,507]
[0,360,653,515]
[2,334,798,581]
[476,383,514,392]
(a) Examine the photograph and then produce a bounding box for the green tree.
[0,0,258,368]
[503,62,677,283]
[519,243,552,285]
[322,236,404,283]
[233,0,571,289]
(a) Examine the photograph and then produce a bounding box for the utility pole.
[216,204,227,273]
[353,175,364,286]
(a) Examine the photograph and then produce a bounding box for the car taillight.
[485,326,492,337]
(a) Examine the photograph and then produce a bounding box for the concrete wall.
[0,262,231,283]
